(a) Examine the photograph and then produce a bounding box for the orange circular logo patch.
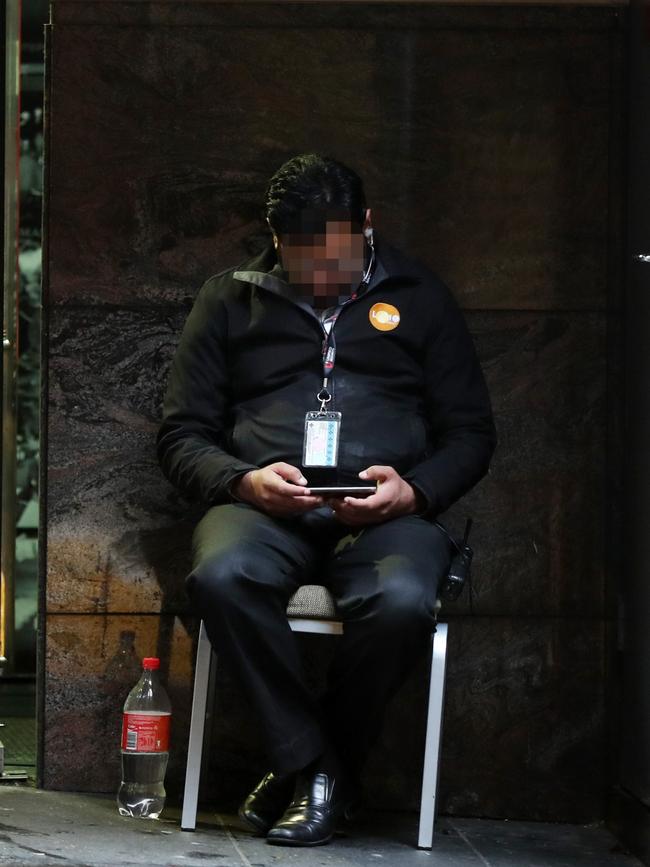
[369,302,401,332]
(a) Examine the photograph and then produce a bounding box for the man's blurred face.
[277,208,367,303]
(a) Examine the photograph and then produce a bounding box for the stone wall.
[41,1,625,821]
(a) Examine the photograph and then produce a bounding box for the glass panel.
[1,0,45,783]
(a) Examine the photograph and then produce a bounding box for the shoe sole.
[266,832,334,847]
[265,813,351,846]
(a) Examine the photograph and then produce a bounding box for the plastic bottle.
[117,657,171,819]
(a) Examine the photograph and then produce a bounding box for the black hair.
[264,153,367,235]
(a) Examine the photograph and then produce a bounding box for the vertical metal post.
[418,622,449,849]
[1,0,21,674]
[181,622,215,831]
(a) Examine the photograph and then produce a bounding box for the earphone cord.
[360,232,375,284]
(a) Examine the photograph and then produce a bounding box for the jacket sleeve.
[156,279,259,505]
[401,283,497,517]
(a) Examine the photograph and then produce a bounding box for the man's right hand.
[231,463,325,517]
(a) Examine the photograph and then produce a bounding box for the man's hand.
[327,465,425,526]
[232,463,325,517]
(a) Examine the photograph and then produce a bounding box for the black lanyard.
[314,249,376,411]
[316,299,355,411]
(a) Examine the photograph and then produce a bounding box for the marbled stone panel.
[51,3,622,30]
[442,309,611,619]
[360,615,609,822]
[207,616,609,822]
[45,306,198,614]
[441,617,608,821]
[43,614,607,822]
[43,614,198,794]
[46,5,621,309]
[45,305,610,619]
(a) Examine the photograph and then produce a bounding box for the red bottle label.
[121,712,171,752]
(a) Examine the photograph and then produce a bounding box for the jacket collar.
[233,232,419,301]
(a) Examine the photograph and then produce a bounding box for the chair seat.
[287,584,338,620]
[286,586,441,621]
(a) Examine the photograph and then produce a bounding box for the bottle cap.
[142,657,160,670]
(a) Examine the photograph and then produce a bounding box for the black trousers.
[186,503,452,778]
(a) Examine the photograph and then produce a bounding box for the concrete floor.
[0,787,644,867]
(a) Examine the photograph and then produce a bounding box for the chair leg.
[181,621,215,831]
[200,635,218,781]
[417,622,449,849]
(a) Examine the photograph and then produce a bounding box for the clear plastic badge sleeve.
[302,411,342,467]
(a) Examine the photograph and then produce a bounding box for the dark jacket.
[156,234,497,518]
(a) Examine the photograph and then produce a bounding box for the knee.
[185,548,259,609]
[356,559,438,634]
[376,580,435,632]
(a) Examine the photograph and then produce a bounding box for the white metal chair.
[180,584,448,849]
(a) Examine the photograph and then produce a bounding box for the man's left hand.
[327,465,425,526]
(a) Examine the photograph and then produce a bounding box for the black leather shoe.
[266,770,350,847]
[238,771,296,834]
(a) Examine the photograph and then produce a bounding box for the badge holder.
[302,385,342,468]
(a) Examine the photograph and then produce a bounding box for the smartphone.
[308,485,377,498]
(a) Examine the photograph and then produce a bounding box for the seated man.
[156,153,497,847]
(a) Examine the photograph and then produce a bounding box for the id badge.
[302,411,342,467]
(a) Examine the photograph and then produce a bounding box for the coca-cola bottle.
[117,657,171,819]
